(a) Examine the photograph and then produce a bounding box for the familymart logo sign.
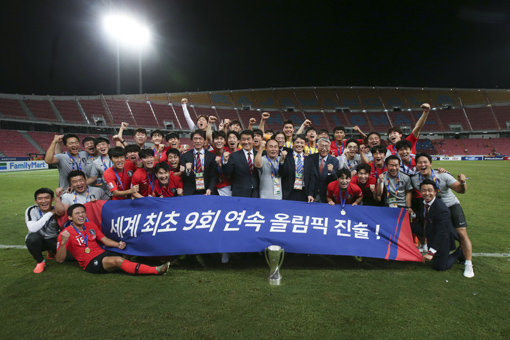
[0,161,48,172]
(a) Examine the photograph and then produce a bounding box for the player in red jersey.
[153,162,183,197]
[386,103,430,156]
[361,145,387,180]
[103,147,138,200]
[327,168,363,207]
[395,140,417,175]
[56,204,169,275]
[351,163,378,206]
[131,149,157,198]
[329,126,346,157]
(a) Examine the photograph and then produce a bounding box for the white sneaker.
[221,253,230,264]
[463,264,475,278]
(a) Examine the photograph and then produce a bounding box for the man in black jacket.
[180,130,217,195]
[278,134,316,202]
[307,137,339,202]
[222,130,259,198]
[419,179,462,271]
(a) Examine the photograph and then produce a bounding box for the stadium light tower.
[103,13,151,94]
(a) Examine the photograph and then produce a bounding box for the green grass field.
[0,161,509,339]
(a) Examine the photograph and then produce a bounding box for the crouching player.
[56,204,169,275]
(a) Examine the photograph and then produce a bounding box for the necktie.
[319,157,325,174]
[247,152,253,173]
[296,154,303,174]
[195,152,202,173]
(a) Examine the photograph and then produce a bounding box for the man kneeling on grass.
[56,203,169,275]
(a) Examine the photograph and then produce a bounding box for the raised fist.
[53,135,64,143]
[249,118,257,125]
[55,187,65,197]
[421,103,431,112]
[158,144,165,151]
[379,173,385,181]
[280,150,288,160]
[261,112,270,120]
[185,162,193,171]
[224,119,231,126]
[121,122,129,129]
[369,184,376,192]
[179,165,185,173]
[223,151,230,162]
[327,163,334,172]
[61,230,70,240]
[215,155,222,165]
[304,119,312,127]
[181,98,188,105]
[208,116,217,123]
[260,140,266,149]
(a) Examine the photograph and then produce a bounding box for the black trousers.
[25,233,57,263]
[432,247,462,271]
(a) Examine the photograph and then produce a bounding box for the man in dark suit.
[308,137,339,203]
[278,134,316,202]
[180,130,217,195]
[418,179,461,271]
[222,130,259,198]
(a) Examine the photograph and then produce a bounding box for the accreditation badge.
[294,172,303,190]
[388,197,398,208]
[195,172,205,190]
[273,177,281,196]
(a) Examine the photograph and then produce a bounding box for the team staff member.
[45,134,98,188]
[180,130,217,196]
[411,153,474,278]
[222,129,260,198]
[278,134,316,202]
[103,147,139,200]
[376,155,413,213]
[91,137,112,196]
[56,170,108,213]
[308,138,339,203]
[419,179,462,272]
[254,138,282,200]
[25,188,62,274]
[56,204,169,275]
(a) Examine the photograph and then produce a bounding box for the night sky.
[1,0,510,96]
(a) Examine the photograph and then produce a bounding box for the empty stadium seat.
[25,99,59,121]
[128,101,159,128]
[464,107,499,131]
[0,130,40,156]
[53,99,85,123]
[0,98,28,119]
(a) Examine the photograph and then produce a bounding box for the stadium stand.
[395,88,431,108]
[315,88,341,109]
[187,92,212,106]
[485,89,510,105]
[0,98,28,119]
[416,139,437,155]
[336,88,362,109]
[25,99,59,122]
[490,137,510,154]
[302,111,331,131]
[411,110,444,132]
[150,102,181,130]
[456,89,487,106]
[378,88,408,110]
[53,99,86,123]
[105,99,136,126]
[434,108,470,131]
[294,88,320,110]
[27,131,57,152]
[237,109,263,129]
[429,89,458,107]
[274,89,298,110]
[462,138,492,155]
[387,110,416,129]
[215,108,241,125]
[127,100,159,128]
[365,111,390,133]
[79,99,112,126]
[356,88,384,109]
[464,107,499,131]
[432,139,466,155]
[324,111,351,129]
[492,106,510,130]
[230,90,256,108]
[0,130,40,156]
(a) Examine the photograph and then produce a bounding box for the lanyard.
[419,170,441,192]
[307,143,317,154]
[335,141,343,156]
[372,161,386,180]
[337,183,347,210]
[101,156,112,171]
[67,152,82,171]
[346,157,354,171]
[284,140,292,148]
[37,207,43,219]
[217,150,224,175]
[113,168,125,190]
[71,223,88,249]
[385,173,399,198]
[73,188,90,204]
[266,155,279,178]
[147,172,155,192]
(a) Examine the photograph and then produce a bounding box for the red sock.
[120,260,158,275]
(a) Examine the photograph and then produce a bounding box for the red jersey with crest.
[103,160,136,200]
[57,222,106,270]
[327,181,363,204]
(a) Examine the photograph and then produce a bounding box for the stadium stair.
[19,100,36,120]
[49,99,65,123]
[19,131,45,153]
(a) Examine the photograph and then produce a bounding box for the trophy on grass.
[264,245,285,285]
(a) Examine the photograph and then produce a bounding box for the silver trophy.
[264,245,285,285]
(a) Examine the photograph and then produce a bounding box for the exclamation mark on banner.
[375,224,381,240]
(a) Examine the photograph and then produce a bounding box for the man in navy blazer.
[308,138,339,203]
[222,130,259,198]
[418,179,461,272]
[180,130,217,195]
[278,134,316,202]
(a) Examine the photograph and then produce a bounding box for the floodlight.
[103,14,151,49]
